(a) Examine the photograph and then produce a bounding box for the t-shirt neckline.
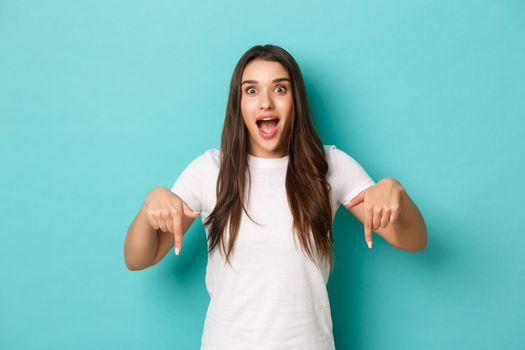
[247,153,289,168]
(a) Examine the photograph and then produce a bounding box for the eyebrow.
[241,77,290,86]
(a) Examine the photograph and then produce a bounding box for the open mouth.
[256,117,280,135]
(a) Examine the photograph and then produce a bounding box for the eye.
[275,85,287,93]
[246,87,256,94]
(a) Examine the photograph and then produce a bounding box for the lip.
[256,114,280,122]
[258,124,278,139]
[255,114,280,140]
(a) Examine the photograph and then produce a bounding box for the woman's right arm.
[124,186,200,271]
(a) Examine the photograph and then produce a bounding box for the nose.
[259,89,273,110]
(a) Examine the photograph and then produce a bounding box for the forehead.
[241,60,289,81]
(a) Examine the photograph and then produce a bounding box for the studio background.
[1,1,523,349]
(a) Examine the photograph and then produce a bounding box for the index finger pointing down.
[172,207,182,255]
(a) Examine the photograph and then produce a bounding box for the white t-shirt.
[170,144,376,350]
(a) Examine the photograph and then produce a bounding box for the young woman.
[124,44,427,349]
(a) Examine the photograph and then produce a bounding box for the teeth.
[260,117,277,121]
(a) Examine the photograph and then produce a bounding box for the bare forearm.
[124,204,158,270]
[392,189,427,252]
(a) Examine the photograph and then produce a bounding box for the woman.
[124,44,427,349]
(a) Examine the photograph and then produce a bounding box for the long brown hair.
[203,44,334,272]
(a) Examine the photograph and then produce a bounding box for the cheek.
[240,101,249,123]
[277,97,293,117]
[240,110,255,132]
[282,99,293,129]
[241,99,256,115]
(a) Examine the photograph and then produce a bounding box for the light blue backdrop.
[1,1,523,349]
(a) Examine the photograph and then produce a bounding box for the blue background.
[1,1,524,349]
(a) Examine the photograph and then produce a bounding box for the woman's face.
[240,59,293,158]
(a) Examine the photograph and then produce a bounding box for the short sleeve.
[326,145,376,207]
[169,152,209,213]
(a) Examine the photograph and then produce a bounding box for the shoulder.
[323,144,372,181]
[323,144,363,165]
[176,149,220,178]
[191,148,221,177]
[203,148,221,167]
[322,144,352,168]
[322,144,337,160]
[188,148,220,167]
[322,144,352,158]
[322,144,375,205]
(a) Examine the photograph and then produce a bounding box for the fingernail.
[367,241,372,249]
[175,247,180,255]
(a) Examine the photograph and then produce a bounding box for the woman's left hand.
[346,178,405,249]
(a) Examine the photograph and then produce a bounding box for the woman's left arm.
[345,178,427,251]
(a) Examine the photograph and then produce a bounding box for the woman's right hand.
[143,187,200,255]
